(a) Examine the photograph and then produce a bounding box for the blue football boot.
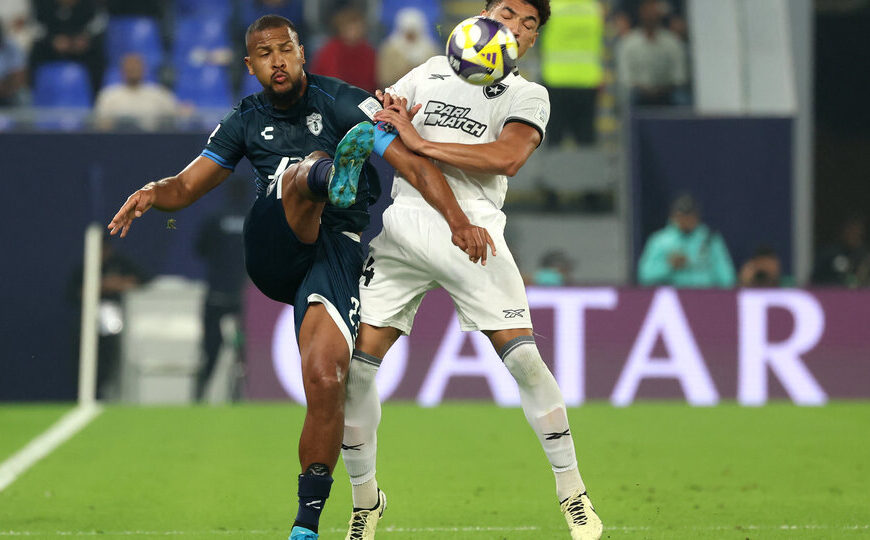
[328,121,374,209]
[289,525,319,539]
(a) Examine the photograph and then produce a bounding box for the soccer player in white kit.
[341,1,603,539]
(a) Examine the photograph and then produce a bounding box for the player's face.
[245,26,306,98]
[483,0,540,59]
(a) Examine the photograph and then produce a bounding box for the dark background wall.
[0,132,394,401]
[630,116,794,279]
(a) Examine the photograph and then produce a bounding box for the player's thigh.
[293,229,365,356]
[243,193,314,305]
[438,210,532,331]
[359,210,437,335]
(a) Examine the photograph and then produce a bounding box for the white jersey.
[386,55,550,209]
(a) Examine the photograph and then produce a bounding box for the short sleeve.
[201,108,246,171]
[505,83,550,143]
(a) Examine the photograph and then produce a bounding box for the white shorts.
[360,198,532,335]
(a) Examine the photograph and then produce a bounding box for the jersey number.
[348,297,361,335]
[362,256,375,286]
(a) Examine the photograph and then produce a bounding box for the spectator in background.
[30,0,106,93]
[812,214,870,287]
[194,178,250,401]
[69,237,149,399]
[616,0,687,106]
[739,245,782,288]
[94,53,178,130]
[638,194,736,287]
[311,6,376,93]
[540,0,604,146]
[0,22,29,106]
[0,0,36,54]
[532,250,575,286]
[376,7,437,90]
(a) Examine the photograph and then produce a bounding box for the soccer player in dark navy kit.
[108,15,495,540]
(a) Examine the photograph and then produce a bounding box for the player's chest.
[414,80,512,140]
[246,110,338,163]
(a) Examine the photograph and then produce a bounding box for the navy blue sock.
[306,158,333,198]
[293,464,333,533]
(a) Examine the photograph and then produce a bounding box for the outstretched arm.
[108,156,231,237]
[374,93,541,177]
[381,136,496,265]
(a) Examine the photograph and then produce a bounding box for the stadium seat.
[175,65,233,108]
[175,0,232,22]
[173,16,230,68]
[241,73,263,98]
[105,16,164,70]
[34,62,93,107]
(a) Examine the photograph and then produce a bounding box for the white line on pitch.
[0,403,103,492]
[1,525,869,536]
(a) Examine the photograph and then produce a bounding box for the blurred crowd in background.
[1,0,867,292]
[0,0,691,134]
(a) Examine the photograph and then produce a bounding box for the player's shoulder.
[506,71,548,100]
[219,94,266,125]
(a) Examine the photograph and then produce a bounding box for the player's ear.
[299,45,305,64]
[244,56,254,75]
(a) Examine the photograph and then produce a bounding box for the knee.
[303,354,349,399]
[505,352,550,388]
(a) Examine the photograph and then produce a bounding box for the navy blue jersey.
[201,72,384,233]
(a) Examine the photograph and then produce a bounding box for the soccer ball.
[446,16,518,86]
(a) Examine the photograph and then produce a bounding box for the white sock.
[500,336,586,501]
[342,350,381,509]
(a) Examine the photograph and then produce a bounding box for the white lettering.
[418,315,519,406]
[737,290,827,406]
[611,288,719,406]
[272,306,409,403]
[527,287,618,405]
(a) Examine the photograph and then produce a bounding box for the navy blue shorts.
[243,191,364,351]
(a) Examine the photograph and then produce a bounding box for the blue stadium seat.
[34,62,93,107]
[105,16,164,70]
[175,65,233,108]
[175,0,232,22]
[380,0,442,40]
[241,73,263,98]
[173,16,230,68]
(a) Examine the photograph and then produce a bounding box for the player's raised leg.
[278,122,375,243]
[487,328,603,540]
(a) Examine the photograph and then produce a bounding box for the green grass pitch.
[1,402,869,539]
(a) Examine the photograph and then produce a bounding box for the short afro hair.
[245,14,300,46]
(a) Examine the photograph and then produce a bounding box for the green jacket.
[638,222,736,288]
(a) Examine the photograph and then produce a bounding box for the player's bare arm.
[381,136,496,265]
[108,156,230,238]
[374,100,540,177]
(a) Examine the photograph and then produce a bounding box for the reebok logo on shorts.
[503,309,526,319]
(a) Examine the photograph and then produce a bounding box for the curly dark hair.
[484,0,551,28]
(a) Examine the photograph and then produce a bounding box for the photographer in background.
[638,194,736,288]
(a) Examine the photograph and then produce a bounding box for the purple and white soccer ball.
[446,16,519,86]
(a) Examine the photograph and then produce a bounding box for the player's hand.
[107,187,156,238]
[374,106,425,154]
[450,223,497,266]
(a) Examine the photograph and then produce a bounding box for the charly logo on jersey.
[306,112,323,136]
[423,101,487,137]
[483,82,508,99]
[261,126,274,140]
